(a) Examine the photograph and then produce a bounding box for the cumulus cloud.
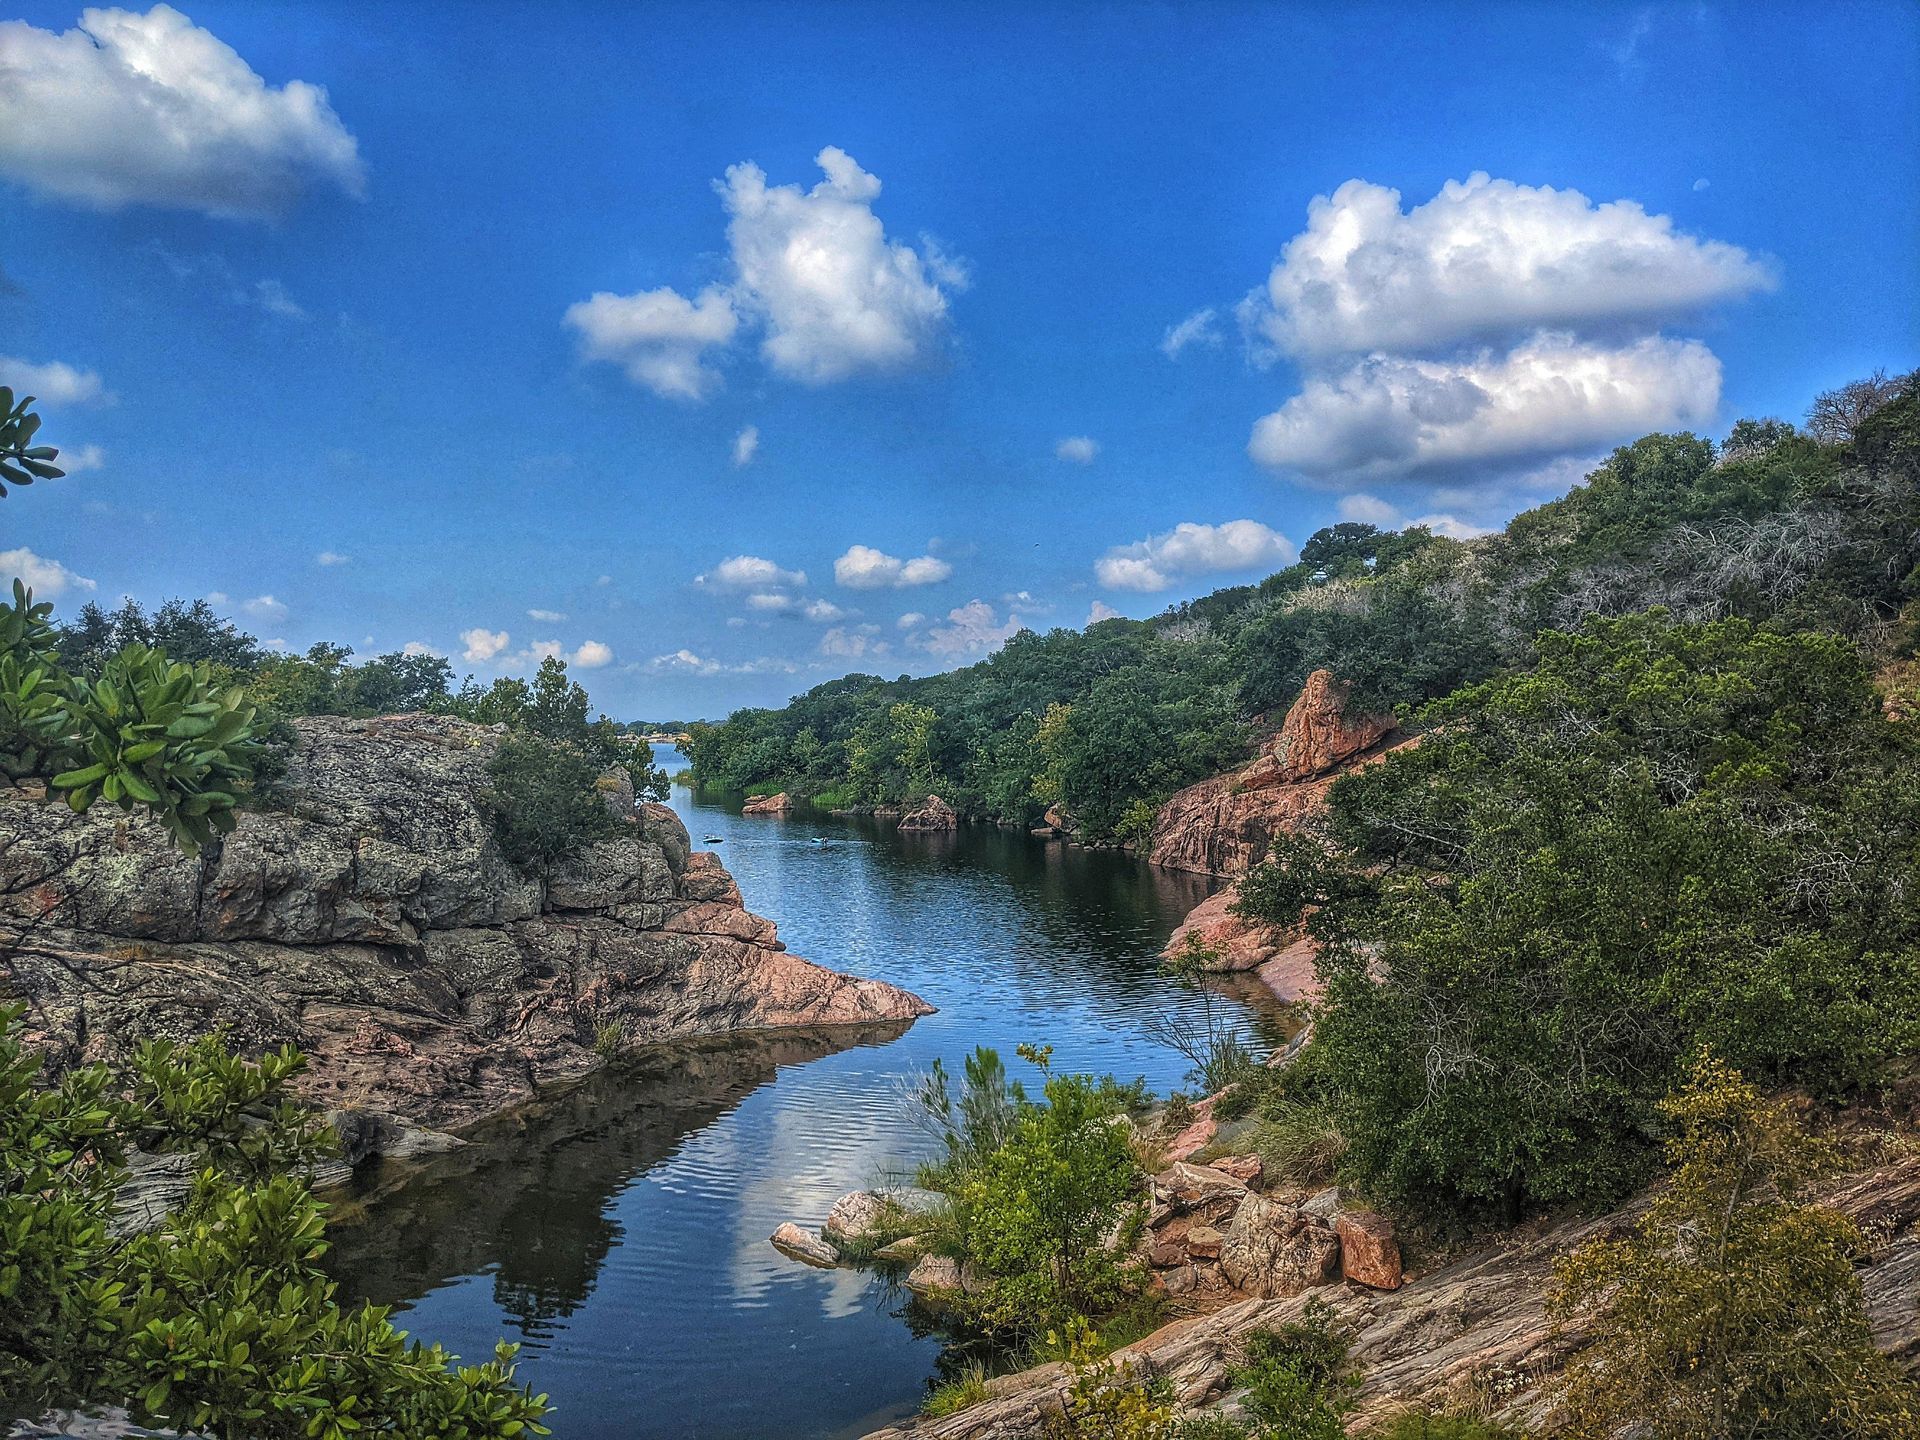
[916,600,1024,658]
[401,640,442,658]
[732,424,759,467]
[57,443,105,473]
[649,648,796,677]
[834,544,952,589]
[1249,333,1720,482]
[1086,600,1121,625]
[1336,493,1490,541]
[461,627,510,662]
[652,648,718,675]
[563,285,738,401]
[569,640,613,669]
[820,626,889,659]
[1095,520,1295,593]
[0,4,364,219]
[0,546,96,597]
[0,355,109,406]
[1055,436,1099,464]
[1161,308,1221,359]
[527,608,566,622]
[240,594,287,622]
[697,554,807,590]
[315,550,351,566]
[896,612,925,629]
[568,147,959,397]
[1240,173,1772,361]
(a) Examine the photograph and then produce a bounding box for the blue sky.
[2,1,1914,719]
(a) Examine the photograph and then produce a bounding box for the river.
[322,744,1282,1439]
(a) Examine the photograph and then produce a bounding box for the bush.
[0,1006,548,1436]
[1550,1055,1920,1439]
[1231,1302,1355,1440]
[1244,613,1920,1217]
[1241,1100,1347,1190]
[485,732,621,869]
[923,1360,991,1418]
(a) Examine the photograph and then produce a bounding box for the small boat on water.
[703,834,724,844]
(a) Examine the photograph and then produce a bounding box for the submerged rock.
[1,713,932,1149]
[770,1222,840,1268]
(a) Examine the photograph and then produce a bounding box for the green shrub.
[0,1005,548,1436]
[485,732,621,869]
[1241,1100,1347,1189]
[1229,1302,1356,1440]
[1550,1056,1920,1439]
[1366,1416,1525,1440]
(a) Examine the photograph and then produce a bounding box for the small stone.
[1211,1154,1263,1186]
[1300,1186,1343,1220]
[1335,1209,1403,1290]
[770,1222,839,1268]
[1185,1224,1224,1260]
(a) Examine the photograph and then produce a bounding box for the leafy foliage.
[0,1006,549,1437]
[0,386,64,497]
[914,1046,1148,1340]
[1240,611,1920,1216]
[2,583,264,852]
[484,732,622,870]
[1550,1056,1920,1439]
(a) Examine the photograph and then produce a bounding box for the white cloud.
[1240,173,1772,361]
[697,554,807,590]
[569,640,613,669]
[527,608,566,621]
[0,355,108,406]
[0,4,364,219]
[564,285,738,401]
[595,574,613,586]
[1692,178,1711,193]
[732,424,759,467]
[1248,332,1720,483]
[1095,520,1295,593]
[250,277,307,319]
[744,592,846,622]
[896,612,925,629]
[56,443,105,473]
[1161,308,1221,358]
[1086,600,1121,625]
[461,627,510,662]
[918,599,1022,657]
[648,648,797,677]
[834,544,952,589]
[0,546,95,597]
[1335,493,1491,541]
[401,640,442,658]
[315,550,351,566]
[652,648,719,675]
[723,147,956,383]
[819,626,889,659]
[1055,436,1099,464]
[569,147,958,397]
[240,594,287,622]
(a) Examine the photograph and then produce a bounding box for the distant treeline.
[686,372,1920,842]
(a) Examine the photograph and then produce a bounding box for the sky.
[1,1,1915,720]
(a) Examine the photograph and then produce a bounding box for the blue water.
[324,745,1280,1439]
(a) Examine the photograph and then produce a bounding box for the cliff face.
[0,713,931,1137]
[1150,670,1397,881]
[1153,672,1404,985]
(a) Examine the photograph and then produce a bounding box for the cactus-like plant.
[0,386,65,496]
[49,645,262,853]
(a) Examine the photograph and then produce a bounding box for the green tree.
[1551,1056,1918,1439]
[0,1006,548,1437]
[1244,612,1920,1216]
[483,732,620,870]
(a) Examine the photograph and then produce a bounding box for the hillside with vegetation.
[687,373,1919,846]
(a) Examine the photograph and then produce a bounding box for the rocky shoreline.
[0,712,932,1152]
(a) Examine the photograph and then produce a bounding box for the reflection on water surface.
[325,749,1283,1439]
